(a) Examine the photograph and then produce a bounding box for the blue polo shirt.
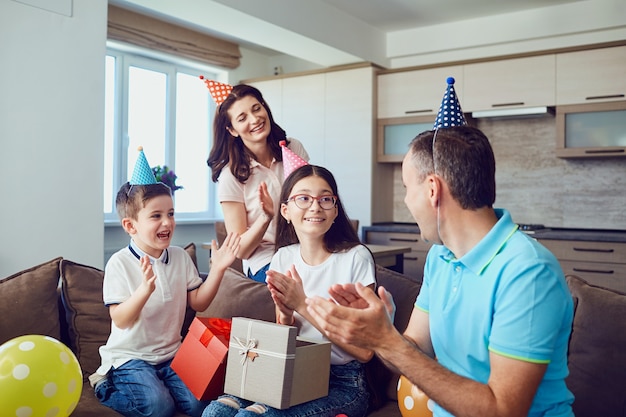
[415,209,574,417]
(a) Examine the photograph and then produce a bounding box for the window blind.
[108,4,241,69]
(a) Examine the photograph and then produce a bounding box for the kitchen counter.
[363,223,626,243]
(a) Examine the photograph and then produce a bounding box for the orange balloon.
[397,374,434,417]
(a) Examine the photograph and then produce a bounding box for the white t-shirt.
[269,243,376,365]
[217,138,309,275]
[96,241,202,374]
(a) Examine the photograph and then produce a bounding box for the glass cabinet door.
[377,116,434,162]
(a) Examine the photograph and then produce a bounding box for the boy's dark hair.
[275,165,361,253]
[115,182,172,220]
[207,84,288,184]
[409,126,496,210]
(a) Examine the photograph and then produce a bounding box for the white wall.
[0,0,107,277]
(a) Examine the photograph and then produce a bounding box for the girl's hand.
[210,232,241,271]
[258,182,274,220]
[266,265,306,314]
[139,256,157,295]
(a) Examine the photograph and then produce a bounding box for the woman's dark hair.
[408,126,496,210]
[275,165,362,253]
[207,84,288,183]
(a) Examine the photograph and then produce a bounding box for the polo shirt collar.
[444,208,518,276]
[128,239,170,264]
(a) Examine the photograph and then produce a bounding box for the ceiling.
[110,0,621,69]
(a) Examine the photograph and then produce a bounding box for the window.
[104,45,223,222]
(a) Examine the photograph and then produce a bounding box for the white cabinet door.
[325,67,376,225]
[463,55,556,112]
[281,74,325,165]
[556,46,626,105]
[378,65,464,118]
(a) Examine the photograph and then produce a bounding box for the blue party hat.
[130,146,158,185]
[433,77,467,130]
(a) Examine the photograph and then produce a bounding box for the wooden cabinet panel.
[364,231,431,282]
[378,66,464,119]
[556,46,626,105]
[463,55,556,112]
[539,238,626,292]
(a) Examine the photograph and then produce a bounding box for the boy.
[91,147,240,417]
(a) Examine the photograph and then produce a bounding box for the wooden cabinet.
[377,115,434,162]
[377,66,464,119]
[463,55,556,113]
[556,46,626,105]
[539,239,626,293]
[363,230,432,282]
[555,100,626,158]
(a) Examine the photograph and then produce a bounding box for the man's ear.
[121,217,136,234]
[429,175,440,208]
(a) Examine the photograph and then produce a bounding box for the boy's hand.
[139,255,157,294]
[210,232,241,271]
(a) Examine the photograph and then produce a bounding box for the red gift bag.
[172,317,231,400]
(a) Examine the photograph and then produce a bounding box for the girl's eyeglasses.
[286,194,337,210]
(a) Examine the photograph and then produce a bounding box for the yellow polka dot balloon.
[397,374,434,417]
[0,335,82,417]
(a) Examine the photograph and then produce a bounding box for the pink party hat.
[130,146,158,185]
[200,75,233,105]
[280,140,308,180]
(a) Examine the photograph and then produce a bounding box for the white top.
[96,241,202,374]
[217,138,309,275]
[269,244,376,365]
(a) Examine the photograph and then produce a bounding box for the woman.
[207,84,309,283]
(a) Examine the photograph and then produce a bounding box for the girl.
[207,84,309,283]
[202,164,375,417]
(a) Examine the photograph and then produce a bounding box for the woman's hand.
[258,181,274,220]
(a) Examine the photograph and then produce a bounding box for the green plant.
[152,165,183,192]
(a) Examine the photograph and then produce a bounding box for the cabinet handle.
[405,109,433,114]
[572,267,614,275]
[584,149,625,154]
[573,247,615,253]
[585,94,625,100]
[390,238,419,243]
[405,256,418,261]
[492,102,524,108]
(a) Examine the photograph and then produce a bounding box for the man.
[306,79,575,417]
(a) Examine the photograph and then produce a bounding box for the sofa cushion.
[0,257,63,345]
[59,259,110,377]
[183,242,198,272]
[196,267,275,322]
[565,274,626,417]
[365,265,422,411]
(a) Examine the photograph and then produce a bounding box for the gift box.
[172,317,231,400]
[224,317,331,409]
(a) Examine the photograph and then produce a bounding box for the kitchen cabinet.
[363,230,432,282]
[377,115,433,162]
[247,65,392,225]
[539,238,626,293]
[555,100,626,158]
[556,46,626,105]
[377,66,464,119]
[463,55,556,113]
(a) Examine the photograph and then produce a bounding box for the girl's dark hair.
[115,182,172,220]
[207,84,288,183]
[275,165,362,253]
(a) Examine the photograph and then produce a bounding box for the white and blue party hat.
[433,77,467,130]
[130,146,158,185]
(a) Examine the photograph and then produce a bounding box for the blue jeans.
[247,263,270,283]
[201,360,369,417]
[94,359,209,417]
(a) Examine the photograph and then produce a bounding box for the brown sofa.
[1,245,625,417]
